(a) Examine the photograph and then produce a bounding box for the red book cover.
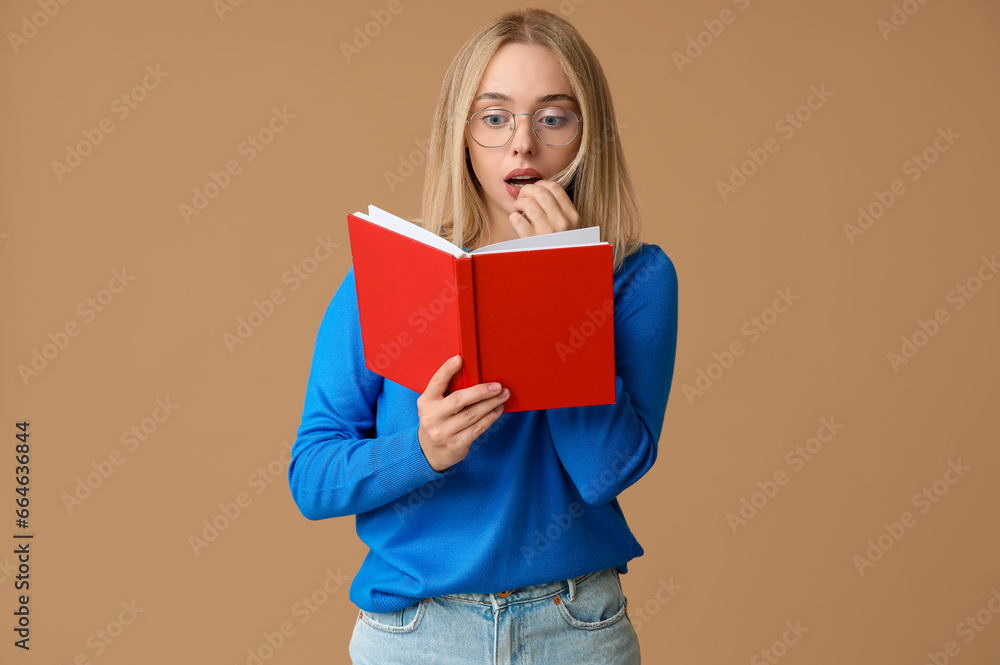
[347,205,615,412]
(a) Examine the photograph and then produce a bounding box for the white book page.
[470,226,601,253]
[357,206,464,258]
[472,241,609,254]
[359,205,603,257]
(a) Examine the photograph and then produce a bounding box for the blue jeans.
[349,567,640,664]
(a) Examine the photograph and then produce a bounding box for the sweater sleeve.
[288,266,447,521]
[545,246,678,505]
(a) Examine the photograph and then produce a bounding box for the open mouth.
[506,175,542,188]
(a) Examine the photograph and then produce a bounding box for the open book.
[346,205,615,412]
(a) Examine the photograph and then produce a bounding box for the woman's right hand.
[417,355,511,473]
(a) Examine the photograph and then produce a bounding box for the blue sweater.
[288,242,678,613]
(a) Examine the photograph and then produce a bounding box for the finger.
[521,201,553,235]
[438,385,505,442]
[514,181,559,218]
[426,354,464,401]
[523,180,563,215]
[529,180,579,230]
[512,196,551,233]
[509,210,534,236]
[535,180,579,228]
[443,375,506,417]
[455,398,507,441]
[513,182,563,232]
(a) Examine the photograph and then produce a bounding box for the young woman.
[288,8,678,664]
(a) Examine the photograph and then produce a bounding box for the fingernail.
[451,355,461,366]
[488,383,501,391]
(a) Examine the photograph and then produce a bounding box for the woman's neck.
[470,217,520,250]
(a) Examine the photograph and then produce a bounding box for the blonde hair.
[417,8,643,272]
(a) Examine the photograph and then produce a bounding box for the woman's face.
[465,42,582,237]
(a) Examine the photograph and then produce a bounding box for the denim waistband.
[436,568,610,611]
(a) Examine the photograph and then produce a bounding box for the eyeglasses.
[466,107,583,148]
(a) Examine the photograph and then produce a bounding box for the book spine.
[454,256,480,389]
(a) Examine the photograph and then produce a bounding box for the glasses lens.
[470,110,514,148]
[534,108,579,146]
[468,108,580,147]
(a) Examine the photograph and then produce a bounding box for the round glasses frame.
[466,107,584,148]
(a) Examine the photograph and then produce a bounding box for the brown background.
[2,0,999,662]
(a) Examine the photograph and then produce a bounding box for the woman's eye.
[482,114,507,127]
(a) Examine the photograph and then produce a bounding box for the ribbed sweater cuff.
[369,425,447,501]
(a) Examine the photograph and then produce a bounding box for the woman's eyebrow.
[475,92,577,104]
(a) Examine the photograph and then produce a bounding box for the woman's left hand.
[508,180,580,237]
